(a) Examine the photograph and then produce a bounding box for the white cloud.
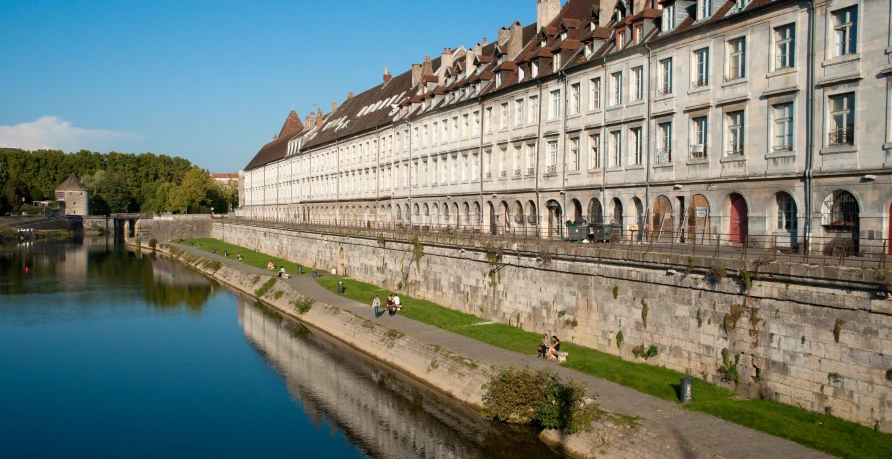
[0,116,144,152]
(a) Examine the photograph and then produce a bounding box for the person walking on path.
[372,295,381,318]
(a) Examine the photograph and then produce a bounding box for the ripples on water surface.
[0,240,559,459]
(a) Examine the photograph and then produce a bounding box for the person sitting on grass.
[267,260,275,271]
[546,335,561,360]
[236,252,243,261]
[278,266,289,279]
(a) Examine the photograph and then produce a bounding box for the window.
[617,30,625,49]
[630,127,643,165]
[659,58,673,95]
[657,122,672,163]
[500,103,508,129]
[833,6,858,56]
[777,194,798,231]
[546,140,557,173]
[550,89,561,119]
[515,99,524,126]
[452,117,458,140]
[570,138,580,171]
[529,96,539,123]
[726,111,745,156]
[513,145,521,175]
[693,48,709,88]
[611,72,623,105]
[635,25,643,44]
[495,72,502,87]
[589,133,601,168]
[611,131,622,167]
[691,116,708,159]
[664,4,676,31]
[483,151,491,178]
[699,0,712,20]
[553,54,562,72]
[727,37,746,80]
[483,110,491,134]
[631,67,644,100]
[526,143,536,174]
[499,147,507,176]
[773,103,793,151]
[422,125,429,145]
[589,78,601,110]
[462,114,469,137]
[570,83,581,114]
[828,93,854,145]
[472,111,480,135]
[775,25,795,69]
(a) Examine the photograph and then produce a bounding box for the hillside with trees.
[0,148,237,215]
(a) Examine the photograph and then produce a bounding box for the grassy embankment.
[176,238,306,276]
[176,238,891,459]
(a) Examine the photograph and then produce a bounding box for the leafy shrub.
[718,348,741,387]
[254,278,276,297]
[612,286,619,300]
[615,330,623,348]
[709,264,727,280]
[273,290,284,300]
[632,344,659,360]
[481,366,602,434]
[148,238,158,250]
[293,297,315,314]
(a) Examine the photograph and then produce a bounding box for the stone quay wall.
[212,221,892,431]
[136,215,212,242]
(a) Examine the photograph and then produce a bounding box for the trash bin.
[338,281,344,294]
[680,376,693,403]
[591,223,614,242]
[297,265,303,275]
[566,223,588,242]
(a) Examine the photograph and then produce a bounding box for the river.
[0,239,560,458]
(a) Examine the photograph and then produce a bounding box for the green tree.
[168,166,214,213]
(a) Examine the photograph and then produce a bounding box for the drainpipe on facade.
[335,137,340,223]
[478,96,485,230]
[535,80,544,239]
[560,70,569,240]
[804,0,816,253]
[600,56,608,223]
[407,119,413,227]
[644,43,653,240]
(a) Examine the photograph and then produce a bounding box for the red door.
[889,203,892,254]
[730,194,748,243]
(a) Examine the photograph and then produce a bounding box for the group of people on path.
[538,333,561,360]
[371,294,400,318]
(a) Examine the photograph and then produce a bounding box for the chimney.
[347,92,354,99]
[498,27,510,47]
[306,112,315,126]
[537,0,560,31]
[383,65,392,84]
[422,55,433,78]
[331,100,338,112]
[316,108,323,127]
[439,48,454,85]
[507,21,523,60]
[411,63,422,86]
[483,37,487,45]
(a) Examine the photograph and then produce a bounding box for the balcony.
[499,170,508,178]
[485,171,492,179]
[828,127,854,146]
[725,149,744,157]
[656,87,673,96]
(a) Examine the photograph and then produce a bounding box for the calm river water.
[0,239,559,459]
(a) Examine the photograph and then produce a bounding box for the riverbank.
[138,239,845,459]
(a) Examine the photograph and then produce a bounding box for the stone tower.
[55,174,90,216]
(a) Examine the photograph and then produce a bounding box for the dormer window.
[541,39,547,47]
[532,61,539,77]
[698,0,712,20]
[519,66,526,80]
[663,4,676,31]
[553,54,562,72]
[617,30,625,50]
[584,43,593,57]
[496,73,502,87]
[560,31,568,40]
[635,25,643,43]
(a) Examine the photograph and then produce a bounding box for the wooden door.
[730,194,748,243]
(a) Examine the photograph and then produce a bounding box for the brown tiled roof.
[244,134,291,171]
[56,174,88,192]
[278,109,303,138]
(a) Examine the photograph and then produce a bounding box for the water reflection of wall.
[150,256,211,288]
[238,299,550,459]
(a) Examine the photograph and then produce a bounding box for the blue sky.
[0,0,536,172]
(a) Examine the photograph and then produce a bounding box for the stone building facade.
[55,174,90,216]
[242,0,892,254]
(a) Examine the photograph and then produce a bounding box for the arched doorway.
[571,199,583,222]
[729,193,748,243]
[423,203,430,226]
[463,202,471,228]
[513,201,525,232]
[488,202,497,235]
[632,197,644,240]
[527,200,537,226]
[611,198,623,231]
[687,194,711,243]
[588,198,603,224]
[652,196,673,242]
[775,193,798,248]
[546,200,562,238]
[822,190,860,255]
[472,202,481,230]
[501,201,510,231]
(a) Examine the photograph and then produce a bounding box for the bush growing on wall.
[481,366,602,434]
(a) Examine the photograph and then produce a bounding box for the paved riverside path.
[173,243,833,459]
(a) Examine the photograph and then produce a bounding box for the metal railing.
[527,167,535,176]
[690,145,708,160]
[225,217,891,277]
[691,78,708,89]
[514,168,522,177]
[499,170,507,178]
[828,127,854,146]
[546,165,557,173]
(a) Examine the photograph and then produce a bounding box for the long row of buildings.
[241,0,892,252]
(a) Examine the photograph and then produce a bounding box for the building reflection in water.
[238,298,559,459]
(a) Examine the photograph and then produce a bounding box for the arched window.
[776,193,798,231]
[822,190,859,228]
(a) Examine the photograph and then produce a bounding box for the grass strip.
[177,238,305,276]
[318,276,892,459]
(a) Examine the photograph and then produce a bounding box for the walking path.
[173,242,833,459]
